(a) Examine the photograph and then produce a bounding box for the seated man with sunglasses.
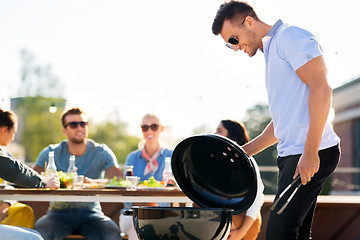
[33,107,123,240]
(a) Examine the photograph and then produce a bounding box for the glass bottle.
[67,155,78,189]
[162,157,174,187]
[125,165,134,176]
[46,151,57,174]
[67,155,77,173]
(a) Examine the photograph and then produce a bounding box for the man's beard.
[69,137,86,144]
[245,30,260,57]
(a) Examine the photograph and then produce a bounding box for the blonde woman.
[120,113,173,240]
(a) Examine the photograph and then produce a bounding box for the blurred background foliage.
[243,104,278,194]
[12,97,65,163]
[88,121,140,164]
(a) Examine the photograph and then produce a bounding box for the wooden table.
[0,188,193,206]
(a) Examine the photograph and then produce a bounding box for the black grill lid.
[171,134,257,214]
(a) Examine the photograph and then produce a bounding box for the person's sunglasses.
[141,124,160,132]
[65,121,88,129]
[225,17,246,49]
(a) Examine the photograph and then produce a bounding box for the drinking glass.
[126,176,138,191]
[74,175,84,189]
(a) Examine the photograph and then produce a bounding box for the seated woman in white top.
[215,119,265,240]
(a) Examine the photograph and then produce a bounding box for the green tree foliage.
[243,103,278,194]
[243,104,272,139]
[19,49,64,98]
[13,97,65,162]
[88,121,141,165]
[12,49,66,162]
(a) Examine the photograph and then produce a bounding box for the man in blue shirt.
[33,107,123,240]
[212,1,340,239]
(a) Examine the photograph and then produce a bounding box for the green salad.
[106,177,131,186]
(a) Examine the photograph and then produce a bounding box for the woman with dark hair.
[215,119,264,240]
[0,108,59,240]
[217,120,249,145]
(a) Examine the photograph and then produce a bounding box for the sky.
[1,0,359,147]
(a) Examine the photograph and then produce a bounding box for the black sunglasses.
[65,121,88,129]
[141,124,160,132]
[226,17,246,49]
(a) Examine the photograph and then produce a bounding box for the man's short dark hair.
[61,107,86,127]
[212,1,258,35]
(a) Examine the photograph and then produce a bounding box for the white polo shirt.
[262,20,340,157]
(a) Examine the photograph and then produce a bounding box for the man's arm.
[33,149,48,174]
[242,121,278,156]
[33,165,44,174]
[294,55,332,185]
[105,166,124,179]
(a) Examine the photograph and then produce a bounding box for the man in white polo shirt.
[212,1,340,239]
